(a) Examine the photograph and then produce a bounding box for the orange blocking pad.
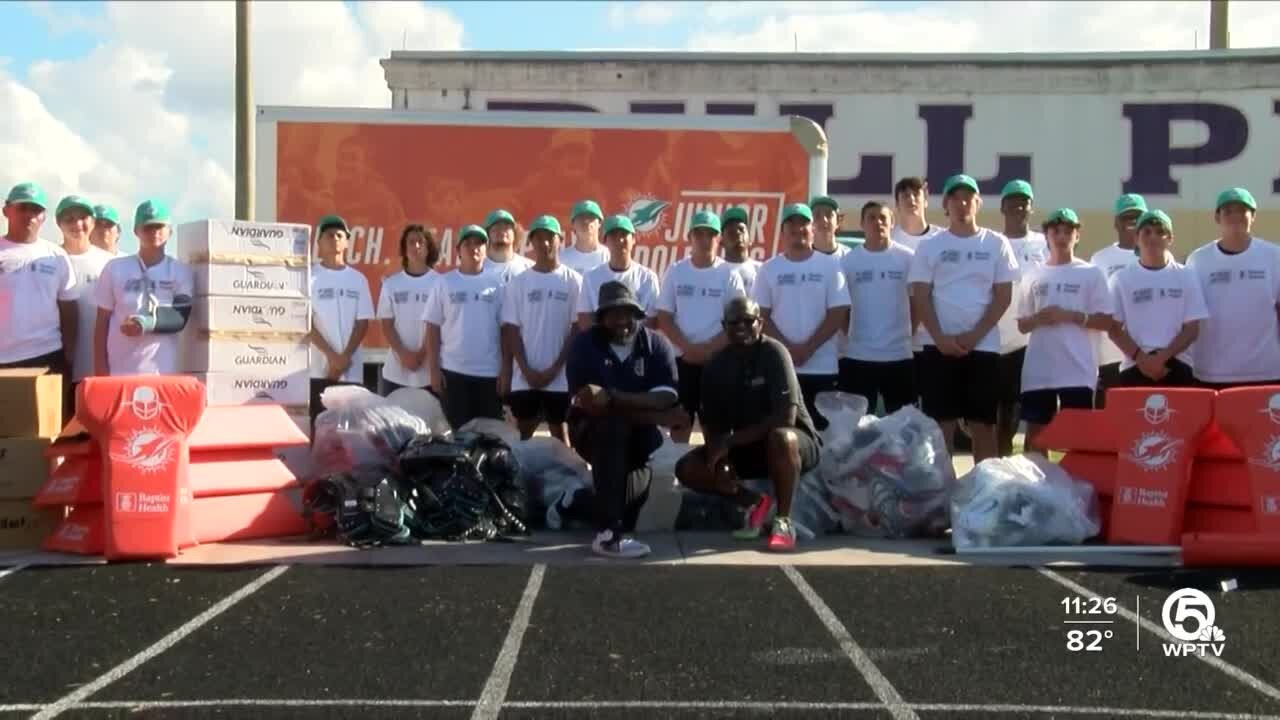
[1182,532,1280,567]
[1213,387,1280,534]
[187,404,308,452]
[76,377,205,561]
[189,452,301,497]
[1107,389,1215,545]
[1060,452,1253,510]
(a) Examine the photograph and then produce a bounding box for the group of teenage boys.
[2,174,1272,557]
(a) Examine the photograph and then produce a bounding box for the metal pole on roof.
[1209,0,1230,49]
[235,0,255,220]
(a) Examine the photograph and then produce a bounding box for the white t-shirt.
[724,258,761,296]
[560,245,610,276]
[656,257,747,357]
[376,270,440,388]
[997,231,1049,354]
[841,242,915,363]
[893,224,944,349]
[906,228,1020,354]
[1089,243,1140,366]
[891,223,943,253]
[1109,262,1210,371]
[310,265,375,383]
[0,237,77,364]
[424,268,504,378]
[483,253,534,285]
[815,244,849,261]
[750,250,850,375]
[1186,238,1280,383]
[1016,260,1113,392]
[577,261,661,317]
[65,246,115,381]
[500,264,582,392]
[94,255,195,376]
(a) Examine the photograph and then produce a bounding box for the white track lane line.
[0,563,27,582]
[782,565,920,720]
[1038,568,1280,704]
[30,565,290,720]
[470,563,546,720]
[4,700,1276,719]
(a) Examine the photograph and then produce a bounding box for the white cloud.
[607,1,682,29]
[690,1,1280,52]
[2,1,463,244]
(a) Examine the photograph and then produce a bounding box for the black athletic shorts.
[728,429,821,480]
[1117,358,1196,388]
[675,358,704,422]
[997,347,1026,405]
[441,369,504,430]
[797,373,839,432]
[1095,362,1122,408]
[916,346,1001,425]
[1196,378,1280,391]
[507,389,570,424]
[1019,387,1094,425]
[838,357,917,414]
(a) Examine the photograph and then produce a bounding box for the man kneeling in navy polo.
[561,281,687,559]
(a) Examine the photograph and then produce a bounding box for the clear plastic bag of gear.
[951,452,1102,549]
[312,385,431,477]
[398,431,530,541]
[301,466,416,548]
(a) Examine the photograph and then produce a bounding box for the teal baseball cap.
[689,210,721,235]
[722,207,749,225]
[316,214,349,235]
[55,195,94,219]
[809,195,839,211]
[93,204,120,225]
[527,214,563,238]
[1000,179,1034,200]
[459,224,488,244]
[485,209,516,230]
[5,182,48,209]
[942,174,979,196]
[570,200,603,222]
[781,203,813,224]
[1136,209,1173,232]
[602,214,636,237]
[1114,193,1147,216]
[1216,187,1257,211]
[134,199,172,228]
[1043,208,1080,228]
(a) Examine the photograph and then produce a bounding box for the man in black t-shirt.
[674,297,821,552]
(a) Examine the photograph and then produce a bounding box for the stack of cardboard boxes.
[0,369,65,550]
[176,220,312,434]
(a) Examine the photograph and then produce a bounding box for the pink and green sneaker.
[731,494,775,541]
[767,516,797,552]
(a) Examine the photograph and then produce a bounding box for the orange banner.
[274,121,810,349]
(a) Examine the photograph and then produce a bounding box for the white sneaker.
[545,491,567,530]
[591,530,650,559]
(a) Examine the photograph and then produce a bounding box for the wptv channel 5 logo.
[1161,588,1227,658]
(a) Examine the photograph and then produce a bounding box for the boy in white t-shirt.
[891,177,944,374]
[839,201,917,414]
[56,195,114,415]
[721,207,761,295]
[656,210,747,442]
[376,224,440,396]
[308,214,374,427]
[93,200,195,378]
[994,180,1049,457]
[90,204,122,256]
[576,215,661,331]
[426,225,506,430]
[810,195,849,261]
[1107,210,1208,388]
[1089,193,1147,406]
[751,202,850,430]
[561,200,610,276]
[0,182,77,404]
[1015,209,1114,452]
[907,174,1020,462]
[501,215,583,442]
[1186,187,1280,388]
[482,209,534,284]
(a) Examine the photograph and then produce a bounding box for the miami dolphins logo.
[1125,431,1182,472]
[626,197,671,234]
[110,429,179,474]
[1248,435,1280,472]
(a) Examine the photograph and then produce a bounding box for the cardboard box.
[193,296,311,334]
[183,332,310,373]
[177,219,311,260]
[190,262,310,299]
[0,437,52,500]
[0,369,63,439]
[0,500,64,549]
[193,369,310,408]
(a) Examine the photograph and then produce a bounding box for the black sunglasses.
[723,316,759,327]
